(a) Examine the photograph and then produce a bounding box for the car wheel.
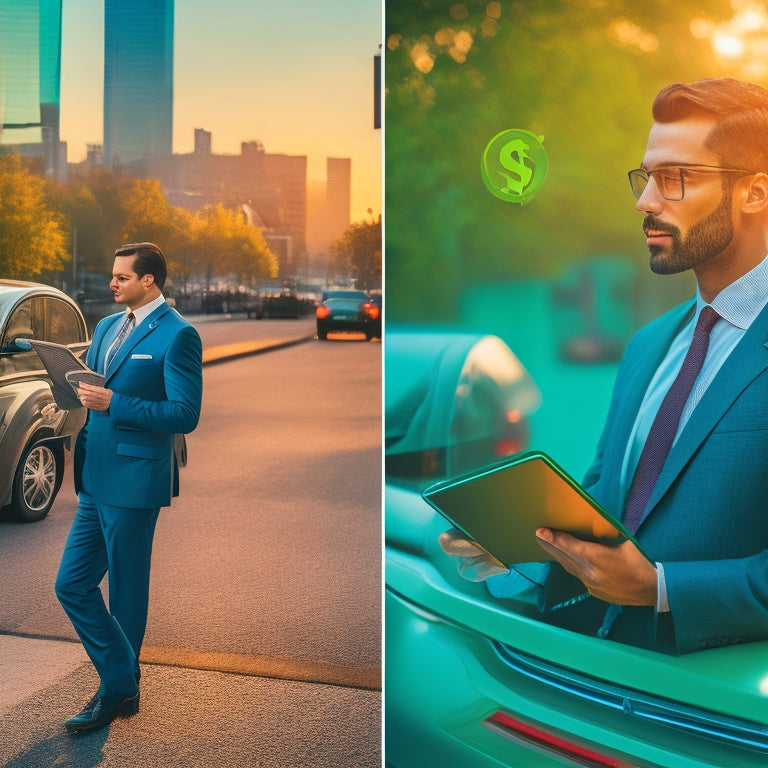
[317,327,328,340]
[11,440,63,523]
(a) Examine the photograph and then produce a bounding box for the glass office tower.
[0,0,63,177]
[103,0,173,167]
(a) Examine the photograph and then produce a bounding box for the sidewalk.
[0,318,381,768]
[0,634,380,767]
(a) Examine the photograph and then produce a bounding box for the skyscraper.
[103,0,173,167]
[0,0,65,178]
[326,157,351,244]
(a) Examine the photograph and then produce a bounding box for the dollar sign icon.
[481,129,549,204]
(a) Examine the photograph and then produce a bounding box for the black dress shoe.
[64,690,140,732]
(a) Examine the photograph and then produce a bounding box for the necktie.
[622,305,720,532]
[105,312,135,370]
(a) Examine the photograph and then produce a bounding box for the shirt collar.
[127,294,166,327]
[699,254,768,330]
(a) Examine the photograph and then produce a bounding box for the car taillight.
[495,439,521,457]
[485,712,637,768]
[362,302,380,320]
[316,305,331,319]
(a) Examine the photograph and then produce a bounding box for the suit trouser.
[55,492,160,696]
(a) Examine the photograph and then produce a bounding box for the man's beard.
[646,193,734,275]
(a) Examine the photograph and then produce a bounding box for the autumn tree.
[188,204,278,288]
[55,168,134,276]
[330,216,382,290]
[0,153,69,279]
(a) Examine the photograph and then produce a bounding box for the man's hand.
[77,381,113,412]
[535,528,657,606]
[438,528,510,581]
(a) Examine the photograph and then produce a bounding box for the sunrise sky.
[60,0,382,224]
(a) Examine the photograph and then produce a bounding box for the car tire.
[317,327,328,340]
[10,439,64,523]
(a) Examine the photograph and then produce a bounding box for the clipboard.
[26,339,100,411]
[423,450,647,566]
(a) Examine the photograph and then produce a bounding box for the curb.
[201,334,315,366]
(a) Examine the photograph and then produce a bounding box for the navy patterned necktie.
[105,312,135,370]
[622,305,720,533]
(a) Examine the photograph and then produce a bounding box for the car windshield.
[323,290,369,302]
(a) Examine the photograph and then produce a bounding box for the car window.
[42,297,85,344]
[0,296,85,375]
[1,299,43,374]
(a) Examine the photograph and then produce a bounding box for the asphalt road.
[0,316,382,767]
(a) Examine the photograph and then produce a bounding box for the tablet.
[423,450,643,566]
[27,339,94,410]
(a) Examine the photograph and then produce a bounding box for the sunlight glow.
[607,17,659,53]
[410,41,435,74]
[705,1,768,69]
[714,32,746,57]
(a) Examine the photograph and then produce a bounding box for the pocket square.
[131,353,153,359]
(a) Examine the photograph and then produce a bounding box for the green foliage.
[0,154,69,279]
[385,0,737,321]
[330,216,382,289]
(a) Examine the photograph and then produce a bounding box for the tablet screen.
[423,451,635,566]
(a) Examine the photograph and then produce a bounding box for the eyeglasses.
[627,165,754,201]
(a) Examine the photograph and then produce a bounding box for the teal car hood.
[386,482,768,728]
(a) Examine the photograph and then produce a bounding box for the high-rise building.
[0,0,65,178]
[326,157,351,244]
[103,0,173,167]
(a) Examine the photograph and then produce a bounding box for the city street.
[0,316,382,767]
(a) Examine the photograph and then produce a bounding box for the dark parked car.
[316,289,381,340]
[247,285,307,319]
[0,280,90,522]
[385,327,768,767]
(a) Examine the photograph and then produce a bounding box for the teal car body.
[385,327,768,768]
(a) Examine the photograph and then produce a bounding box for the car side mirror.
[2,336,33,354]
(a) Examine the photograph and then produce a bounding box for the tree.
[385,0,737,321]
[187,204,278,288]
[0,154,69,279]
[54,168,135,276]
[122,178,174,247]
[330,216,382,290]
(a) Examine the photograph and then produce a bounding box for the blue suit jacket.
[562,297,768,653]
[74,302,203,510]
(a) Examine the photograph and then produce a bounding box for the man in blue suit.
[442,77,768,654]
[55,242,203,730]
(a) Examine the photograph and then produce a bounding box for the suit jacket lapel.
[88,313,123,374]
[104,303,171,381]
[641,301,768,526]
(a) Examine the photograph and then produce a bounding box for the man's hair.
[114,242,167,290]
[653,78,768,173]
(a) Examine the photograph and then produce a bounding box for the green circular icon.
[481,129,549,205]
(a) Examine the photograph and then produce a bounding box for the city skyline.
[60,0,382,223]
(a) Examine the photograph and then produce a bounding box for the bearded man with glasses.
[441,77,768,654]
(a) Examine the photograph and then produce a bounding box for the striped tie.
[105,312,135,370]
